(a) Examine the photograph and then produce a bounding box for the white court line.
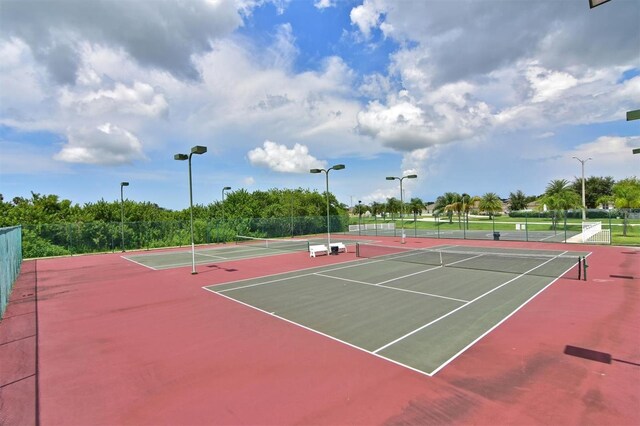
[314,273,469,303]
[217,258,389,293]
[121,255,158,270]
[194,252,228,260]
[372,251,569,354]
[374,253,485,286]
[540,233,562,241]
[202,286,437,378]
[429,252,581,375]
[375,265,444,285]
[203,248,586,377]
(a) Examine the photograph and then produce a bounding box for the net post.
[578,257,582,280]
[355,242,360,257]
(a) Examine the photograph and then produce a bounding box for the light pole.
[310,164,345,252]
[221,186,231,220]
[386,174,417,244]
[174,145,207,274]
[120,181,129,252]
[358,200,362,236]
[220,186,231,244]
[572,156,591,220]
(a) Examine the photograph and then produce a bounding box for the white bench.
[309,244,329,257]
[330,242,347,253]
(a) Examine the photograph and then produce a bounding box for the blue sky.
[1,0,638,210]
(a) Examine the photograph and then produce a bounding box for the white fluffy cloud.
[357,88,493,151]
[54,123,146,165]
[59,81,169,118]
[247,140,325,173]
[350,0,385,38]
[314,0,335,9]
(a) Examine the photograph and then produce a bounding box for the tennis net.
[235,235,310,252]
[355,242,581,279]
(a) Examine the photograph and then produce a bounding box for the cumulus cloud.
[314,0,335,9]
[573,135,640,160]
[350,0,387,39]
[247,140,326,173]
[54,123,146,165]
[357,88,493,151]
[0,0,243,84]
[374,0,638,86]
[526,64,578,103]
[59,81,169,118]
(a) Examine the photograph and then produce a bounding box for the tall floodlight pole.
[310,164,345,252]
[628,110,640,154]
[174,145,207,274]
[386,174,417,244]
[221,186,231,220]
[120,182,129,252]
[358,200,362,236]
[572,156,591,220]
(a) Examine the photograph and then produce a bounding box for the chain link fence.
[347,209,639,245]
[1,226,22,319]
[21,215,350,258]
[17,209,640,259]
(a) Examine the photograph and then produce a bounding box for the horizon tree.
[538,179,581,230]
[612,177,640,236]
[509,190,528,211]
[478,192,502,219]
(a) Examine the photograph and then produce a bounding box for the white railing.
[580,221,610,244]
[348,223,396,232]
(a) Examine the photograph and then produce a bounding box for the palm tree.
[479,192,503,219]
[434,192,461,225]
[461,193,480,229]
[538,179,581,230]
[409,197,425,218]
[612,178,640,236]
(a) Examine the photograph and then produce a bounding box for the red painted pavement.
[1,239,638,425]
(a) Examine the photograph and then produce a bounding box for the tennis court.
[205,243,590,376]
[122,236,361,270]
[346,227,579,242]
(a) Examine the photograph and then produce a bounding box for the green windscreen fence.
[1,226,23,319]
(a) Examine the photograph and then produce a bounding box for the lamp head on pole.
[405,174,418,179]
[121,182,129,187]
[330,164,345,171]
[174,154,188,161]
[191,145,207,155]
[223,186,231,191]
[386,176,396,181]
[310,168,322,174]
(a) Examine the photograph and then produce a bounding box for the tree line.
[2,176,638,229]
[0,188,346,227]
[353,176,639,236]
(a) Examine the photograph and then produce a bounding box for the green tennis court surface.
[122,237,364,270]
[205,244,590,376]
